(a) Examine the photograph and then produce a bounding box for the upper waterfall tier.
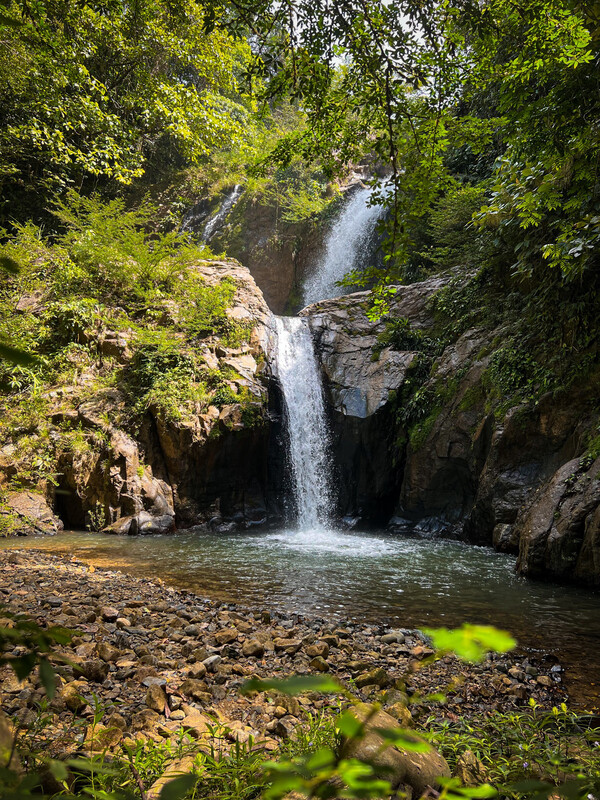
[302,186,384,306]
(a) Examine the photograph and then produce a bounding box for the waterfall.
[180,185,243,240]
[302,186,385,306]
[203,184,242,242]
[274,316,333,530]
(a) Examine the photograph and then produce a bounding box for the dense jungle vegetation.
[1,0,599,381]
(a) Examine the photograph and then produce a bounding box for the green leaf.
[38,658,56,699]
[336,710,365,739]
[240,674,343,696]
[423,624,516,662]
[48,759,69,782]
[158,773,198,800]
[306,747,336,771]
[10,653,37,680]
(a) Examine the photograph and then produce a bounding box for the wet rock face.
[304,278,444,519]
[114,262,276,531]
[304,281,443,420]
[515,456,600,584]
[3,491,64,535]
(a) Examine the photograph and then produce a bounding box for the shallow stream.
[2,527,600,709]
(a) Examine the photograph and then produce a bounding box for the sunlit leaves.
[423,624,516,662]
[0,0,253,223]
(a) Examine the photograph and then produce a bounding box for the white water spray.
[274,316,333,530]
[302,186,385,306]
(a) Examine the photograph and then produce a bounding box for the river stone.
[60,683,86,713]
[97,642,121,662]
[266,716,296,739]
[147,755,197,800]
[181,707,212,738]
[215,628,238,645]
[454,750,489,786]
[146,684,167,713]
[84,722,123,751]
[381,631,405,645]
[242,639,265,658]
[309,656,329,672]
[100,606,119,622]
[202,654,222,672]
[355,667,391,689]
[344,706,450,793]
[142,676,167,687]
[385,702,412,727]
[131,709,160,732]
[80,659,109,683]
[179,679,209,701]
[188,662,207,680]
[273,638,302,654]
[305,641,329,659]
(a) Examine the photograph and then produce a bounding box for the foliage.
[424,625,516,663]
[419,185,490,273]
[374,316,444,361]
[0,194,263,500]
[427,702,600,796]
[484,343,553,412]
[0,606,72,699]
[0,0,256,227]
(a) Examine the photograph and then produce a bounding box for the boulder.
[4,491,63,534]
[454,750,489,786]
[516,456,600,584]
[147,756,197,800]
[343,706,450,794]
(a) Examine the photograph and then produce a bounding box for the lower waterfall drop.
[274,315,333,530]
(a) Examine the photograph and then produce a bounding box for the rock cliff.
[304,279,600,584]
[0,261,277,536]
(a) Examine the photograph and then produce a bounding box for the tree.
[0,0,253,226]
[208,0,598,287]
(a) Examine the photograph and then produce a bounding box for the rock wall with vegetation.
[305,268,600,585]
[0,197,275,536]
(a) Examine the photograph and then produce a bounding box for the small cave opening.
[53,477,86,529]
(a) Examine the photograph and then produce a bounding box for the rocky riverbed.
[0,550,567,767]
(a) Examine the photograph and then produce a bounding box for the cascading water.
[274,316,333,530]
[302,185,385,306]
[202,184,243,242]
[274,182,387,531]
[179,184,244,240]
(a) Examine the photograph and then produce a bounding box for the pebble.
[0,550,568,764]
